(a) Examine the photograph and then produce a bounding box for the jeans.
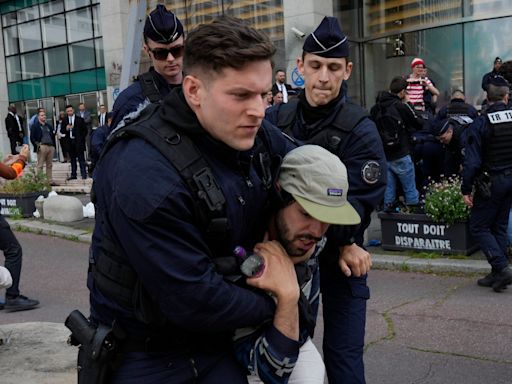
[384,154,419,206]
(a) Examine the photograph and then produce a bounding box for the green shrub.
[0,166,51,195]
[424,176,470,226]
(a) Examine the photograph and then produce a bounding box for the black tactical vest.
[483,109,512,169]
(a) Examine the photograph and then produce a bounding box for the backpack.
[372,102,404,148]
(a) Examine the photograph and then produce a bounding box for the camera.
[291,27,306,39]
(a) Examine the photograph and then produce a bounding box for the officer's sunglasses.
[148,45,184,60]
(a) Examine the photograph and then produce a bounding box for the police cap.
[144,4,184,44]
[303,16,349,58]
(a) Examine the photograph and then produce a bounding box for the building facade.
[0,0,509,155]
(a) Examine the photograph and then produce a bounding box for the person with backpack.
[110,5,185,131]
[371,76,424,213]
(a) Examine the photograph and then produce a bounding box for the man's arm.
[235,241,301,384]
[331,119,387,275]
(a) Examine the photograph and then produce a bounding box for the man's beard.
[275,211,321,257]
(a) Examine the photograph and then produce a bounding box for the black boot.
[477,271,497,287]
[491,267,512,292]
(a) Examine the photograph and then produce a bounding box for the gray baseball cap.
[279,145,361,225]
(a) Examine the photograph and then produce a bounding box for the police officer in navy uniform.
[110,5,184,131]
[85,17,299,383]
[266,17,386,383]
[462,75,512,292]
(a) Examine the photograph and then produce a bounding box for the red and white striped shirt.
[406,77,433,110]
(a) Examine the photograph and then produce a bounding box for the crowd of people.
[370,55,512,293]
[1,3,511,383]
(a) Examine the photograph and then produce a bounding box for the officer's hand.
[339,243,372,277]
[247,241,299,302]
[463,194,473,208]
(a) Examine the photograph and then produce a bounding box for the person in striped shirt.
[406,57,440,113]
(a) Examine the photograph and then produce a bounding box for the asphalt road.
[1,232,511,383]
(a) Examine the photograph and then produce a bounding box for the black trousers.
[8,135,21,155]
[0,214,22,298]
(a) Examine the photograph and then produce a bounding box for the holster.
[475,171,492,199]
[65,310,123,384]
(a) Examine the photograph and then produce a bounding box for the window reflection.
[42,14,67,48]
[364,0,462,36]
[66,8,93,43]
[3,26,19,56]
[64,0,91,11]
[18,20,42,52]
[6,56,21,82]
[17,4,39,23]
[20,51,44,80]
[40,0,64,17]
[69,39,96,71]
[44,46,70,76]
[2,12,16,27]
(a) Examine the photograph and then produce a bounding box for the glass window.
[45,74,71,96]
[69,39,95,71]
[17,4,40,23]
[363,24,463,108]
[464,16,512,108]
[2,12,17,27]
[44,46,69,76]
[70,68,97,93]
[66,8,93,43]
[64,0,90,11]
[42,14,67,47]
[3,26,19,56]
[40,0,65,17]
[6,56,22,82]
[95,38,104,67]
[363,0,463,37]
[20,51,45,80]
[335,2,361,39]
[464,0,510,17]
[92,4,101,36]
[21,78,46,100]
[8,82,24,103]
[18,20,42,52]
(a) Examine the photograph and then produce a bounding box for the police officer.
[462,75,512,292]
[110,5,184,131]
[431,115,472,177]
[481,57,502,92]
[266,17,385,383]
[86,17,298,383]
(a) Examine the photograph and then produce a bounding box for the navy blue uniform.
[266,93,387,384]
[89,89,295,383]
[462,102,512,273]
[110,69,179,131]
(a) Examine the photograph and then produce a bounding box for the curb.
[6,219,491,276]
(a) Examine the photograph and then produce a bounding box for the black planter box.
[378,212,479,256]
[0,191,47,218]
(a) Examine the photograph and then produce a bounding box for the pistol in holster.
[65,310,124,384]
[475,171,492,199]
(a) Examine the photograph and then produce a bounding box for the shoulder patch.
[361,160,381,185]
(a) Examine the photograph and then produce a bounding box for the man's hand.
[3,154,17,166]
[463,194,473,208]
[339,243,372,277]
[247,241,299,302]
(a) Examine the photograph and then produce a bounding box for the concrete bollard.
[43,195,84,222]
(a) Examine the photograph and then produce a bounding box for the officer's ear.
[182,75,203,108]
